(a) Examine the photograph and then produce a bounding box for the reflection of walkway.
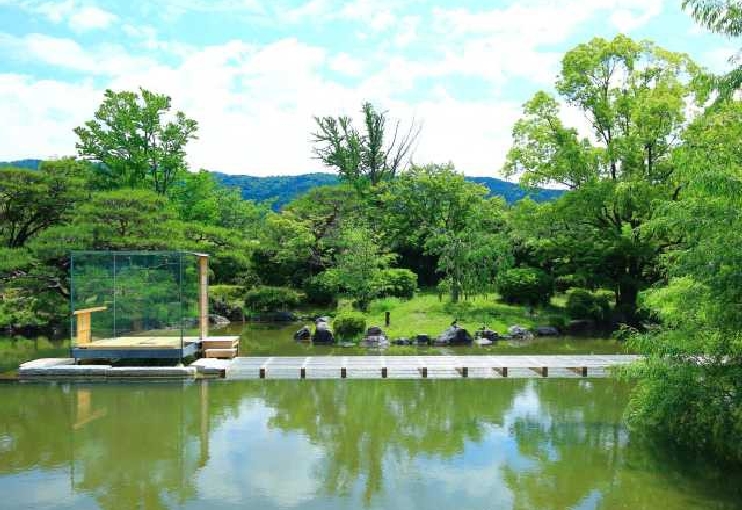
[222,355,640,379]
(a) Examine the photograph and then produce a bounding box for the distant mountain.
[213,172,563,209]
[0,160,563,207]
[0,159,43,170]
[212,172,339,209]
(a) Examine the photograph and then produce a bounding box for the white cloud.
[329,52,364,76]
[0,32,159,75]
[395,16,419,48]
[68,6,117,31]
[26,1,117,32]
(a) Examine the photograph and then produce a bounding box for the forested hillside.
[0,161,562,209]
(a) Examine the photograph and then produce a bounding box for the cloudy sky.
[0,0,736,176]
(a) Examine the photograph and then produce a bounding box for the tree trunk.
[616,280,639,325]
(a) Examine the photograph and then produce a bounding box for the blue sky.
[0,0,737,176]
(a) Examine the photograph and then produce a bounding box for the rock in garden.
[209,314,231,326]
[507,325,532,338]
[294,326,311,342]
[312,327,334,344]
[438,326,473,345]
[366,326,384,336]
[476,328,499,341]
[361,335,389,349]
[416,334,431,345]
[535,326,560,336]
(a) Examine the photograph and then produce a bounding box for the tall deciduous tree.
[75,88,198,194]
[504,35,699,321]
[312,102,420,185]
[625,99,742,463]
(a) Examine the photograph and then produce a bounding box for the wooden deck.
[74,336,201,350]
[224,355,640,379]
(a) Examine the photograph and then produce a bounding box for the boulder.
[416,334,431,345]
[294,326,311,342]
[535,326,560,336]
[507,325,532,338]
[209,314,231,326]
[366,326,384,336]
[476,328,499,341]
[361,335,389,349]
[438,326,473,345]
[312,327,334,344]
[392,337,412,345]
[474,338,493,346]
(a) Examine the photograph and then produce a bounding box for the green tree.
[317,222,394,310]
[312,102,420,185]
[382,163,511,302]
[0,159,86,248]
[504,35,699,321]
[624,100,742,463]
[683,0,742,100]
[75,88,198,194]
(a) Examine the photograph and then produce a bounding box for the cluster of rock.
[293,317,335,344]
[360,326,389,349]
[292,319,563,347]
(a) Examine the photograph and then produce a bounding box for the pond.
[0,321,630,374]
[1,378,740,510]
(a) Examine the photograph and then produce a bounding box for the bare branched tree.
[312,102,421,185]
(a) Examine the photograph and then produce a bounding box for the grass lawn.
[347,290,568,339]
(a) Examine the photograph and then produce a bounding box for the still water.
[1,379,740,510]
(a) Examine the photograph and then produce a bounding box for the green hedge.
[333,311,367,339]
[375,268,418,299]
[565,288,612,323]
[498,267,554,306]
[244,285,304,312]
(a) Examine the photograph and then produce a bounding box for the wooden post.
[259,367,266,379]
[419,367,427,378]
[529,367,548,377]
[198,255,209,341]
[384,312,390,327]
[341,367,347,379]
[300,367,306,379]
[381,367,388,378]
[456,367,469,378]
[568,366,588,377]
[73,307,107,345]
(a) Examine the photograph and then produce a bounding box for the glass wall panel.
[70,251,205,355]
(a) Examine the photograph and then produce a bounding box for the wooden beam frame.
[198,255,209,340]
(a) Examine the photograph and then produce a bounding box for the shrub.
[566,288,612,323]
[497,267,554,306]
[333,311,367,339]
[302,276,337,306]
[244,285,304,312]
[375,269,418,299]
[210,285,244,303]
[554,274,586,293]
[210,285,246,321]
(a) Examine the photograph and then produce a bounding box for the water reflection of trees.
[251,379,525,503]
[3,380,742,509]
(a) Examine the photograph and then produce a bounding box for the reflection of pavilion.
[70,251,237,361]
[67,381,214,509]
